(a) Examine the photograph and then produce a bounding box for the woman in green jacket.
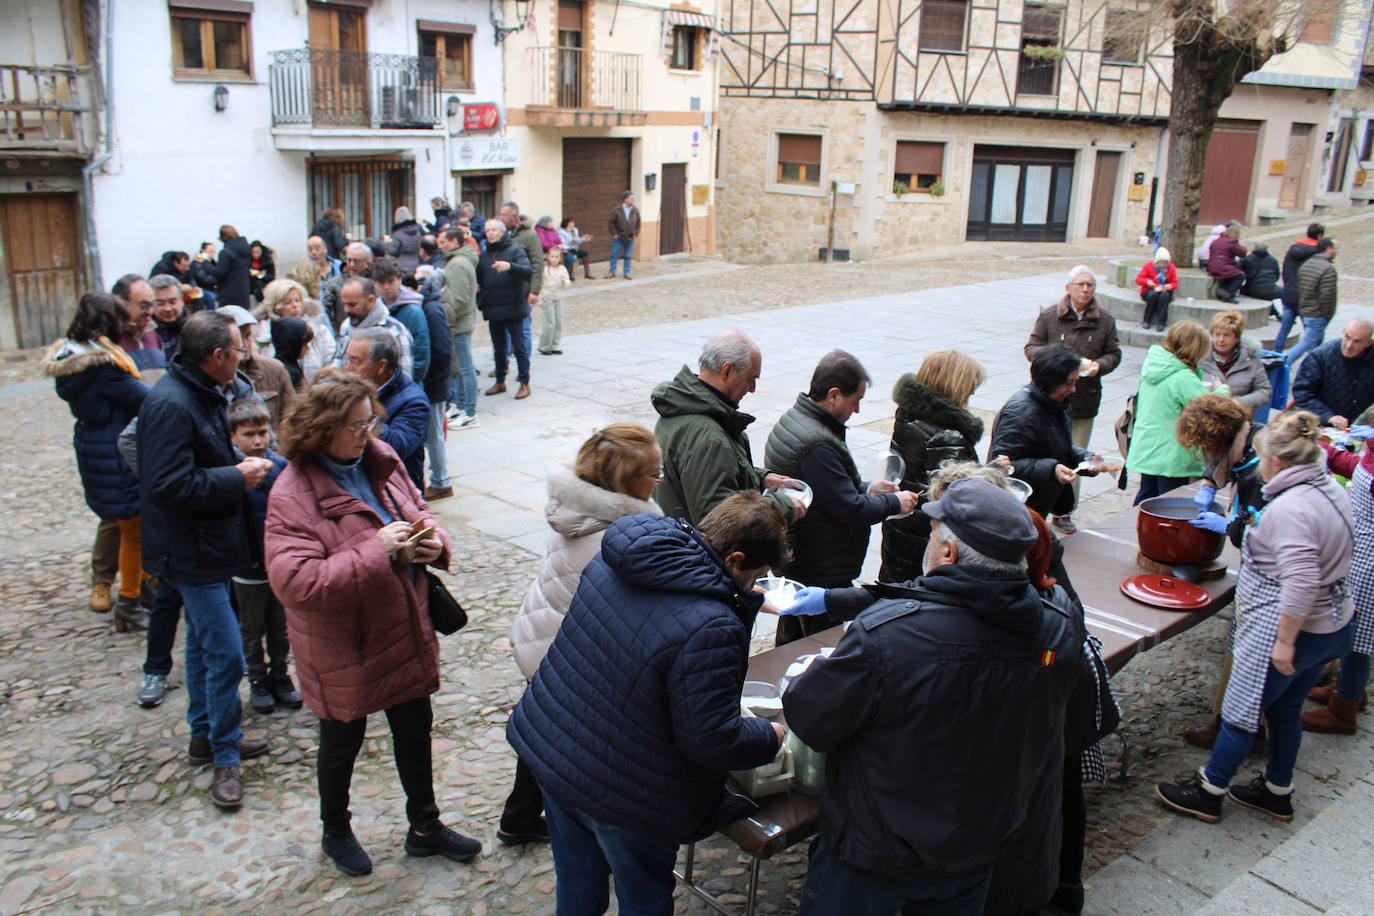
[1131,321,1230,504]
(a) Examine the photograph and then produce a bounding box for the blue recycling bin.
[1257,350,1289,425]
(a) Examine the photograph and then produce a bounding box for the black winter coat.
[190,256,219,292]
[420,283,452,405]
[879,375,983,583]
[213,237,253,307]
[149,253,192,284]
[137,359,251,585]
[782,565,1081,882]
[1280,241,1320,310]
[989,385,1092,518]
[311,217,348,260]
[508,513,781,843]
[476,231,532,322]
[1241,250,1281,300]
[388,220,424,274]
[1293,340,1374,426]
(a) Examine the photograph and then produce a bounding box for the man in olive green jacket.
[652,330,804,526]
[439,227,480,426]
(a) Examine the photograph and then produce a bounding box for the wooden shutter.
[778,133,821,165]
[1022,6,1061,41]
[919,0,967,52]
[894,141,944,175]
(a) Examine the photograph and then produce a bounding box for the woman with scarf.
[270,316,313,391]
[44,292,151,630]
[1135,248,1178,331]
[1156,411,1355,823]
[1198,310,1272,415]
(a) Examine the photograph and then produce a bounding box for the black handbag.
[425,571,467,635]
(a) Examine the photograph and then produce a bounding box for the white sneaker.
[445,404,463,421]
[456,413,480,429]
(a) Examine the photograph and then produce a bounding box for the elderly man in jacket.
[783,478,1082,914]
[653,329,806,526]
[1292,318,1374,430]
[508,492,789,914]
[764,349,917,644]
[1024,269,1121,533]
[1285,237,1340,367]
[138,311,275,809]
[343,328,430,491]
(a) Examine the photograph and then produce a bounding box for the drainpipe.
[81,0,114,290]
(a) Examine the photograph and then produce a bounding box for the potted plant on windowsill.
[893,179,910,197]
[929,181,946,198]
[1022,44,1065,61]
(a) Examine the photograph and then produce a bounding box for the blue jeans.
[1275,304,1300,351]
[174,580,246,768]
[609,238,634,276]
[143,578,184,676]
[1284,316,1329,366]
[800,836,992,915]
[448,331,477,415]
[424,401,449,488]
[1134,474,1193,505]
[1206,622,1354,788]
[542,790,678,916]
[1337,651,1372,700]
[1215,275,1244,300]
[490,317,530,383]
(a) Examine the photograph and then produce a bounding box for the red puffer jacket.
[1135,261,1178,293]
[266,438,451,722]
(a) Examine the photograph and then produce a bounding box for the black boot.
[249,678,275,714]
[323,829,373,876]
[272,673,303,710]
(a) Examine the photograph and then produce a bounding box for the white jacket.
[510,463,661,679]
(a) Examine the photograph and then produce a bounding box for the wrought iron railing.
[528,47,642,111]
[0,64,92,152]
[269,48,441,128]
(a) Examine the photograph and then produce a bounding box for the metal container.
[785,731,827,796]
[1137,496,1225,566]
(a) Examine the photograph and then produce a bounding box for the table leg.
[744,856,762,916]
[1118,732,1132,780]
[673,843,760,916]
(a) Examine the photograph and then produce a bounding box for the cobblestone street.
[3,223,1374,914]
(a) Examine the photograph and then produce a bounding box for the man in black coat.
[1292,318,1374,429]
[1277,223,1323,350]
[137,311,274,810]
[209,226,253,308]
[477,219,533,399]
[1241,243,1282,304]
[782,478,1082,914]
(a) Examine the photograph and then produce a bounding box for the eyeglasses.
[227,346,250,357]
[346,416,381,435]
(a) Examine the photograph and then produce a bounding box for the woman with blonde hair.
[879,350,989,582]
[1198,310,1272,415]
[499,422,663,845]
[1129,320,1229,503]
[1157,411,1355,823]
[262,277,335,380]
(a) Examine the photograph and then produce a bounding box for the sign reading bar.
[453,137,522,171]
[462,103,502,132]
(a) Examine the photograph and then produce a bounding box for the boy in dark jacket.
[227,399,299,715]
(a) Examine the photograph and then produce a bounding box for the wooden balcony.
[0,64,93,156]
[525,46,645,126]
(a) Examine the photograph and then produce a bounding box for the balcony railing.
[528,47,642,111]
[0,64,92,153]
[269,48,441,129]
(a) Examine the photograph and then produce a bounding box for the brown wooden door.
[1087,151,1121,237]
[308,4,367,126]
[561,138,631,262]
[1198,123,1259,225]
[1279,124,1313,210]
[659,163,687,254]
[1,194,81,348]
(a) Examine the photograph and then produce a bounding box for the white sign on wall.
[452,137,522,171]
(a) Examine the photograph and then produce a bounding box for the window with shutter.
[169,8,253,80]
[919,0,968,52]
[1103,9,1143,64]
[1017,6,1062,96]
[893,141,945,192]
[776,133,822,185]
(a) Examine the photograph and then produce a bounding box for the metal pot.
[785,732,827,796]
[1137,496,1225,566]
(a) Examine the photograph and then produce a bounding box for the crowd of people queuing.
[39,196,1374,916]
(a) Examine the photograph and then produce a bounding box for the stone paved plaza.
[3,222,1374,914]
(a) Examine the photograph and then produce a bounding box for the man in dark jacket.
[416,277,454,500]
[1292,319,1374,429]
[990,347,1103,522]
[1286,237,1340,367]
[1240,243,1281,304]
[1207,222,1247,303]
[368,256,431,383]
[1023,267,1121,532]
[149,274,186,363]
[343,328,430,490]
[606,190,641,279]
[210,226,253,308]
[764,349,917,644]
[1277,224,1323,350]
[782,478,1081,913]
[653,330,804,526]
[478,219,533,399]
[137,311,274,809]
[507,493,788,914]
[492,202,543,384]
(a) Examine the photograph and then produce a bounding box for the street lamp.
[213,84,229,113]
[446,95,462,118]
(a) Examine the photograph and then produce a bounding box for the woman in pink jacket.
[266,372,479,878]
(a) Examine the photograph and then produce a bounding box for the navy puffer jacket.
[44,339,149,520]
[507,513,781,843]
[1293,339,1374,425]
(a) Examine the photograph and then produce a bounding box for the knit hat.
[1154,247,1171,263]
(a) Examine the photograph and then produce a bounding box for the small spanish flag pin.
[1041,650,1057,666]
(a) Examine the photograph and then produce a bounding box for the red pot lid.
[1120,574,1211,610]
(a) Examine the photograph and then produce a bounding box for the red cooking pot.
[1137,496,1226,566]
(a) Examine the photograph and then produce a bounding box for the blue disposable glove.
[1193,485,1217,514]
[777,585,829,616]
[1189,511,1229,534]
[1347,425,1374,441]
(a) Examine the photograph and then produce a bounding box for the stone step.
[1096,283,1273,332]
[1108,258,1269,301]
[1117,322,1279,350]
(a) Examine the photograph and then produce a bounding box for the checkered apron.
[1222,485,1350,732]
[1348,463,1374,656]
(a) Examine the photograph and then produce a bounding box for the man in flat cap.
[782,478,1083,914]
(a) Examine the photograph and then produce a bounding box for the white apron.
[1347,463,1374,656]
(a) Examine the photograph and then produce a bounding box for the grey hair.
[148,274,182,293]
[458,200,475,213]
[699,330,756,373]
[340,276,377,299]
[1066,265,1095,283]
[926,460,1011,501]
[345,242,373,260]
[932,522,1028,576]
[352,327,399,372]
[1346,317,1374,336]
[501,200,520,214]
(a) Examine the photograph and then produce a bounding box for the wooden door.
[561,138,631,262]
[1198,123,1258,225]
[1278,124,1313,210]
[557,0,585,107]
[308,4,367,126]
[966,146,1075,242]
[659,163,687,254]
[2,195,81,348]
[1086,151,1121,237]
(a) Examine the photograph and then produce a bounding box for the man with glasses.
[137,310,276,810]
[112,273,167,373]
[344,328,430,490]
[322,242,375,326]
[1023,265,1121,534]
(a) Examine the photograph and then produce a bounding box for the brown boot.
[210,766,243,809]
[1301,694,1361,735]
[1183,715,1222,749]
[484,382,507,396]
[89,581,113,613]
[1308,682,1368,709]
[514,382,531,400]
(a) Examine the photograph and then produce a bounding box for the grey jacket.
[1296,253,1338,319]
[1198,339,1272,412]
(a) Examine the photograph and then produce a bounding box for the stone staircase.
[1099,259,1278,349]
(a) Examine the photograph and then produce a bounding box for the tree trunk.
[1161,33,1226,266]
